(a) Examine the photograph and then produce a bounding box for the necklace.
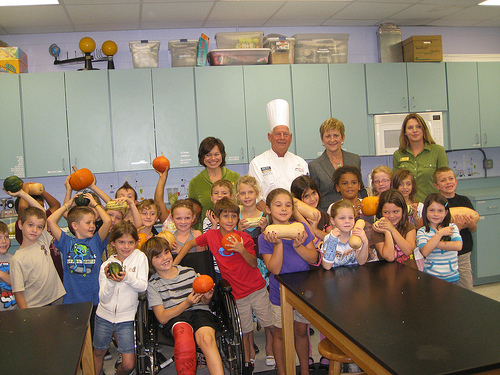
[328,152,343,168]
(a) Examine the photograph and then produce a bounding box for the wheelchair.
[135,250,244,374]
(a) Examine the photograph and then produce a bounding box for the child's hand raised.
[85,192,99,208]
[206,210,217,226]
[64,174,73,192]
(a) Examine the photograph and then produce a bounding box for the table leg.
[81,324,95,375]
[280,284,296,374]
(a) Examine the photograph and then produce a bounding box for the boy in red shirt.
[175,197,273,374]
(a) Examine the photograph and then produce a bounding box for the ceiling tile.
[208,1,283,22]
[61,0,140,4]
[331,2,411,20]
[322,18,381,26]
[265,18,332,27]
[389,4,467,20]
[66,4,140,24]
[141,20,206,28]
[204,19,267,27]
[0,5,70,27]
[272,1,349,20]
[142,2,213,22]
[75,23,140,32]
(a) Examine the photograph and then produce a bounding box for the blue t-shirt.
[55,231,105,305]
[258,222,313,306]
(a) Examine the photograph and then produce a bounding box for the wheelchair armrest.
[138,291,148,302]
[217,278,233,293]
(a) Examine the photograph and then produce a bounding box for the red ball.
[221,232,242,251]
[192,274,214,294]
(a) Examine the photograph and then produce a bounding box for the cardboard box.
[402,35,442,62]
[0,47,28,73]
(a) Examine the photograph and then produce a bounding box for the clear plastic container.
[129,40,160,68]
[263,36,295,64]
[215,31,264,49]
[208,48,270,66]
[168,39,198,67]
[292,33,349,64]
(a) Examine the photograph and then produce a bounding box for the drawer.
[475,198,500,216]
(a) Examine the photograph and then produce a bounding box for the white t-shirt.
[248,149,309,200]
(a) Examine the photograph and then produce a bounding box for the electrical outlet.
[484,159,493,169]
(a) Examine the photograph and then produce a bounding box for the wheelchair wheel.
[135,293,156,375]
[215,285,244,375]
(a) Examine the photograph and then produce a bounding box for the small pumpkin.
[106,200,128,211]
[361,196,379,216]
[3,175,24,193]
[221,232,242,251]
[69,166,94,191]
[137,233,148,250]
[157,230,176,247]
[192,274,214,294]
[107,262,123,277]
[152,154,170,173]
[75,193,90,206]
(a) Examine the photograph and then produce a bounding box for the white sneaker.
[265,356,276,366]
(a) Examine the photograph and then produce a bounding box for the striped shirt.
[417,224,461,283]
[147,265,210,313]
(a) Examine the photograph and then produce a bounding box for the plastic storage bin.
[215,31,264,49]
[292,33,349,64]
[168,39,199,67]
[129,40,160,68]
[208,48,270,66]
[263,36,295,64]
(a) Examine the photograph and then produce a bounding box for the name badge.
[399,157,410,162]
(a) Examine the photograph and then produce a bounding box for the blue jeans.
[93,314,134,353]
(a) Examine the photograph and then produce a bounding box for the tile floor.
[101,282,500,375]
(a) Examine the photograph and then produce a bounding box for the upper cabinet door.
[0,74,25,178]
[243,65,294,159]
[20,72,70,177]
[109,69,156,172]
[365,63,408,114]
[291,64,331,160]
[329,64,371,156]
[152,68,198,168]
[195,66,247,165]
[477,62,500,148]
[446,62,481,149]
[65,70,113,173]
[406,62,447,112]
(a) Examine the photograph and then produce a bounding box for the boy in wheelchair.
[142,237,224,375]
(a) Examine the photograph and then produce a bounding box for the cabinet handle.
[402,97,407,109]
[411,97,416,109]
[252,147,255,159]
[475,133,480,145]
[62,158,65,172]
[149,153,152,164]
[74,158,78,169]
[240,147,244,160]
[484,132,488,144]
[487,206,498,210]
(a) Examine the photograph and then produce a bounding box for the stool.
[318,338,366,375]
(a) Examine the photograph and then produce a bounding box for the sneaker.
[265,355,276,366]
[104,350,112,361]
[114,353,122,369]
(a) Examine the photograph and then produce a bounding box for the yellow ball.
[79,37,96,53]
[102,40,118,56]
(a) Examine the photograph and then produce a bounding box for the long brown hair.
[398,113,435,152]
[375,189,410,235]
[391,168,417,203]
[422,193,451,232]
[265,188,294,225]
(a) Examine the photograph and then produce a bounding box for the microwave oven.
[374,112,444,156]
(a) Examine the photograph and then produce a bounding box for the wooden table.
[278,261,500,375]
[0,302,95,375]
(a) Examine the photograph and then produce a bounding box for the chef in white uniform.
[248,98,309,203]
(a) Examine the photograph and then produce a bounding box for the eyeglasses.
[373,179,390,185]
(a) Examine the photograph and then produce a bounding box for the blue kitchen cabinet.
[291,64,331,160]
[477,62,500,148]
[109,69,156,172]
[0,74,25,178]
[152,68,198,168]
[329,63,371,156]
[20,72,70,177]
[195,66,247,165]
[243,65,294,159]
[446,62,482,149]
[365,62,447,114]
[65,70,113,173]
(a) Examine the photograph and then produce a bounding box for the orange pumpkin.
[69,167,94,191]
[137,233,148,250]
[221,232,242,251]
[152,154,170,173]
[192,274,214,294]
[361,196,379,216]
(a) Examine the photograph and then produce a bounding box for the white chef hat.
[266,99,290,132]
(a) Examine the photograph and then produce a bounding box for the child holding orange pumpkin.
[175,197,273,373]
